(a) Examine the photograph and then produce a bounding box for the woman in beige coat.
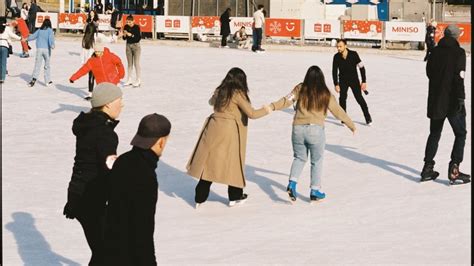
[187,67,270,208]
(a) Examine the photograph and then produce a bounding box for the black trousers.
[424,44,435,61]
[252,28,263,51]
[221,33,229,46]
[77,211,106,266]
[88,71,95,92]
[339,81,371,121]
[195,179,243,203]
[424,111,467,166]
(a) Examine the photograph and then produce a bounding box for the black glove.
[69,79,74,84]
[63,192,81,219]
[457,98,465,114]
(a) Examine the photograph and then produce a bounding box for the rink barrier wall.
[41,14,472,45]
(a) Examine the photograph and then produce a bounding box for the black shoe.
[448,163,471,185]
[365,116,372,126]
[258,48,265,52]
[28,78,36,87]
[229,194,248,207]
[84,96,92,101]
[420,162,439,182]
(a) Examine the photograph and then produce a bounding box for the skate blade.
[310,199,324,205]
[449,179,471,185]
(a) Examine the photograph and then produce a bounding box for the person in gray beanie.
[63,82,124,265]
[420,24,470,185]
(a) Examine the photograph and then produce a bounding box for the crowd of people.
[1,2,472,264]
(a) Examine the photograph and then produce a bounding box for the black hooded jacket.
[67,110,119,212]
[426,36,466,119]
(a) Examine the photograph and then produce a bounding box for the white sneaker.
[229,194,248,207]
[195,203,201,209]
[46,81,53,87]
[124,79,133,86]
[132,79,141,87]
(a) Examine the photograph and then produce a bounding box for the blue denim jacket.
[27,28,55,50]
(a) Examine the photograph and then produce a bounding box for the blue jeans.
[289,125,326,190]
[32,48,51,83]
[1,46,8,81]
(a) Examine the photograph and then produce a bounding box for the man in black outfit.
[332,39,372,125]
[105,113,171,266]
[94,0,104,14]
[420,24,470,185]
[424,20,437,62]
[27,0,38,33]
[219,8,231,48]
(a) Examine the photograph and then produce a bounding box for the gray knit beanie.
[91,83,123,108]
[444,24,460,39]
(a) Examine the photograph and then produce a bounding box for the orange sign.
[265,18,301,38]
[121,15,154,33]
[435,23,471,44]
[191,16,220,34]
[58,13,87,30]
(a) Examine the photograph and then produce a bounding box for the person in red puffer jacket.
[70,43,125,98]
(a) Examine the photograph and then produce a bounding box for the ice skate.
[84,92,92,101]
[287,180,297,202]
[132,79,141,88]
[310,189,325,203]
[420,162,439,182]
[123,78,133,86]
[27,78,36,87]
[448,163,471,185]
[195,203,202,209]
[229,194,248,207]
[46,81,53,87]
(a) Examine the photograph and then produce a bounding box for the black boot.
[448,163,471,185]
[420,162,439,182]
[28,78,36,87]
[365,114,372,126]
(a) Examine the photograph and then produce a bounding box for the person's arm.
[327,95,356,132]
[454,49,466,100]
[270,84,300,111]
[48,29,55,49]
[112,53,125,79]
[70,61,92,82]
[133,25,141,42]
[26,29,39,41]
[332,55,339,86]
[96,128,119,171]
[7,28,22,41]
[355,52,366,84]
[235,92,269,119]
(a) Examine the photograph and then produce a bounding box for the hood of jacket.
[72,110,119,137]
[437,36,460,48]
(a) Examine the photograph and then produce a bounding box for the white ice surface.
[2,40,471,265]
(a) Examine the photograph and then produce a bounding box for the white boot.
[124,78,133,86]
[132,79,141,87]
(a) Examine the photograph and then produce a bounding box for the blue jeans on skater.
[289,124,325,190]
[1,46,8,81]
[32,48,51,83]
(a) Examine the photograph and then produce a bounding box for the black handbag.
[8,45,13,55]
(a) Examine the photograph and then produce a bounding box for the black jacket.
[332,49,366,85]
[28,3,38,19]
[426,36,466,119]
[220,11,231,35]
[105,147,159,266]
[123,24,141,44]
[425,25,436,48]
[67,111,119,214]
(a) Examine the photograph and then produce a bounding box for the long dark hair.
[40,19,52,29]
[214,67,250,112]
[297,66,331,113]
[0,24,6,34]
[82,23,96,49]
[87,10,99,23]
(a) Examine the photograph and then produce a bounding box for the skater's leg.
[228,186,243,201]
[289,125,309,183]
[32,49,45,80]
[251,29,257,51]
[88,71,95,92]
[0,47,7,81]
[195,179,212,204]
[132,43,141,82]
[447,112,467,165]
[350,82,371,122]
[43,50,51,83]
[338,83,349,111]
[77,212,106,265]
[307,125,325,190]
[423,118,445,165]
[125,44,133,81]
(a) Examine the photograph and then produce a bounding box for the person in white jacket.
[1,22,22,83]
[251,4,265,52]
[80,22,115,100]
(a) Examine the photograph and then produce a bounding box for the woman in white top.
[80,22,114,99]
[21,3,29,21]
[1,23,22,83]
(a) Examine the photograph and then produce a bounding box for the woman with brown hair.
[269,66,356,203]
[187,67,270,208]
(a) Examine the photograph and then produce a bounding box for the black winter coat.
[105,147,159,266]
[426,36,466,120]
[220,11,231,35]
[67,111,119,214]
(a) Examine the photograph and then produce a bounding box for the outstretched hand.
[335,85,340,93]
[263,104,273,113]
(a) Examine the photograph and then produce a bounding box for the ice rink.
[2,39,471,265]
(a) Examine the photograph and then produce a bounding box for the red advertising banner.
[265,18,302,38]
[435,23,471,44]
[58,13,87,30]
[191,16,220,34]
[343,20,382,40]
[121,15,154,33]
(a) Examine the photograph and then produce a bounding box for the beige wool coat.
[186,91,268,188]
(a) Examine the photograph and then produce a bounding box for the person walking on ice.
[268,65,356,203]
[187,67,271,208]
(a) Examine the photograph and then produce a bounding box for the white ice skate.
[228,194,248,207]
[132,79,141,88]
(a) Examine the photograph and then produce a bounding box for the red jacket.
[15,18,29,37]
[70,48,125,85]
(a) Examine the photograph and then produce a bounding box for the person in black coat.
[105,113,171,266]
[424,20,437,62]
[219,8,231,47]
[27,0,38,33]
[421,24,470,185]
[63,83,124,265]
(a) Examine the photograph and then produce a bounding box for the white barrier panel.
[98,14,112,31]
[385,22,426,42]
[343,20,382,40]
[229,17,253,35]
[35,12,59,29]
[155,16,190,34]
[304,19,340,39]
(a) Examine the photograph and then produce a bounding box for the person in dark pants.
[63,83,124,265]
[219,8,231,48]
[251,4,265,52]
[105,113,171,266]
[424,20,437,62]
[421,24,470,185]
[27,0,38,33]
[332,39,372,125]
